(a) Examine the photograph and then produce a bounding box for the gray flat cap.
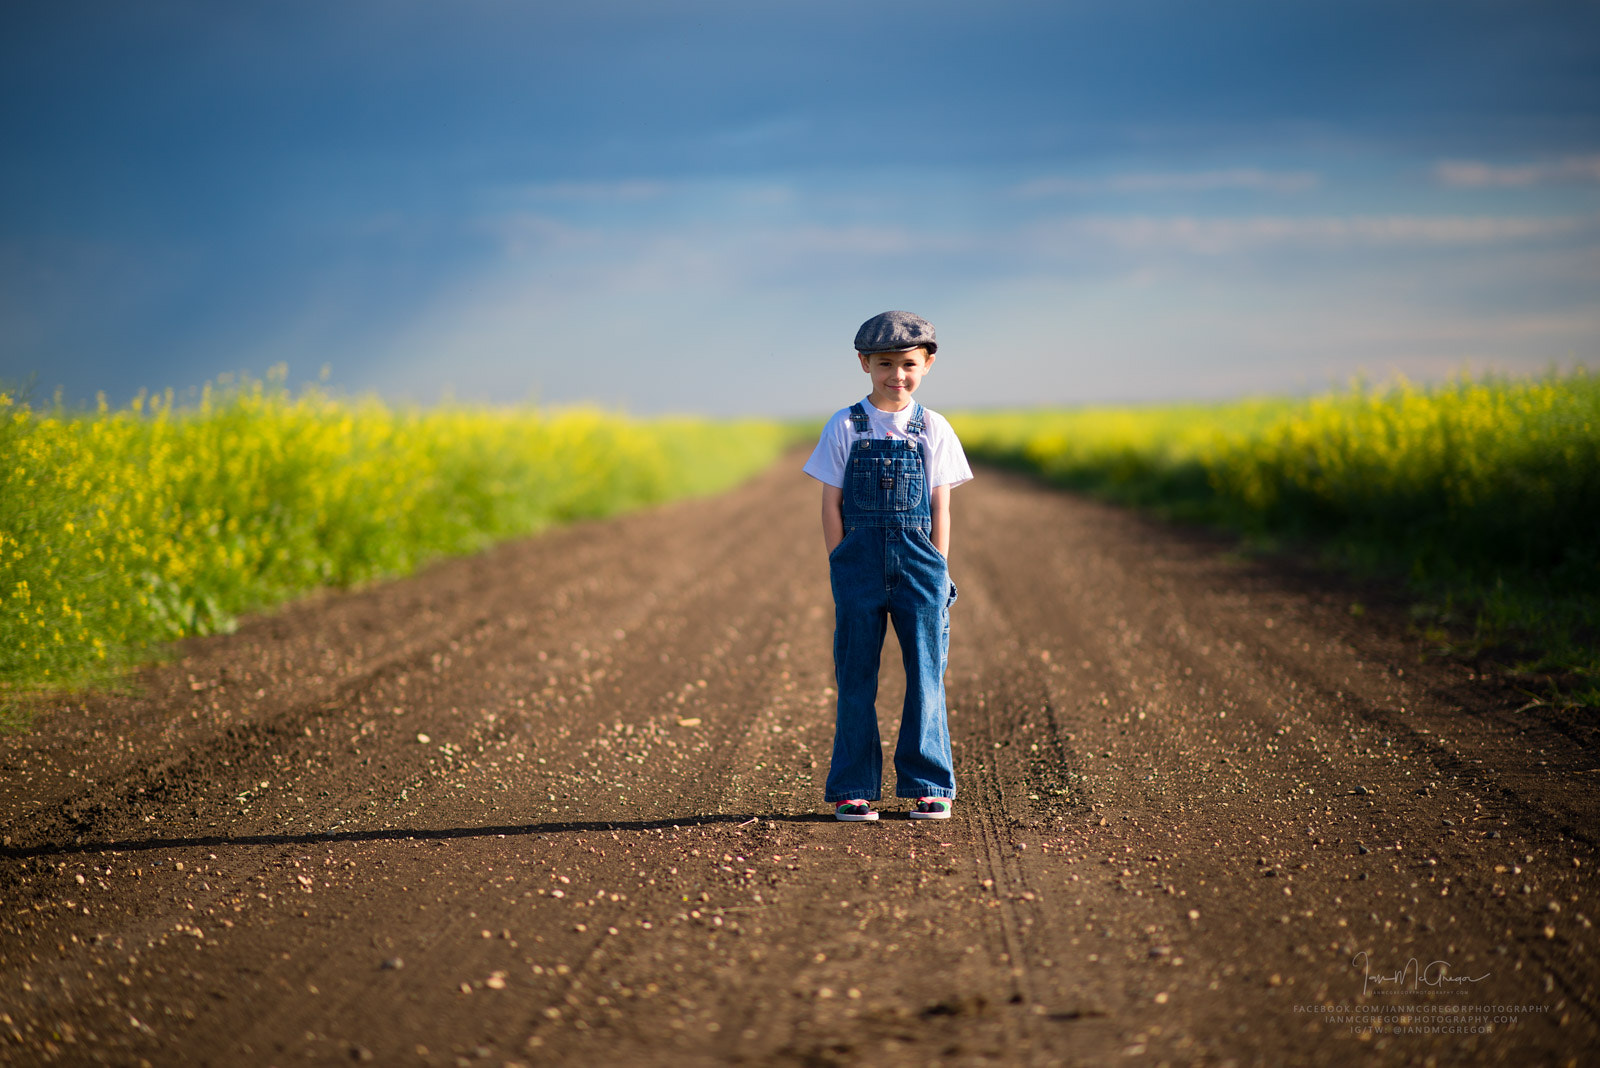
[854,310,937,355]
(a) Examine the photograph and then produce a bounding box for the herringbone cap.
[853,310,937,355]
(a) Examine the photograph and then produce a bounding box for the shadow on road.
[1,813,838,861]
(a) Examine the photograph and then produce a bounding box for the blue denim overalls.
[826,402,957,802]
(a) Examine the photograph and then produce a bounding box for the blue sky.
[2,0,1597,415]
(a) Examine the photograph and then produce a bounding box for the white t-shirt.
[802,397,974,490]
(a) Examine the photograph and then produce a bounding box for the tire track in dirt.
[952,467,1599,1064]
[2,455,1596,1066]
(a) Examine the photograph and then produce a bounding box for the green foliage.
[0,375,789,692]
[953,369,1600,699]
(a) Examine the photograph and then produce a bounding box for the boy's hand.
[930,484,951,558]
[821,484,845,555]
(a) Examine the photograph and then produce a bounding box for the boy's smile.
[859,347,934,411]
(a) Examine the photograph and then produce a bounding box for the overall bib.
[826,402,957,802]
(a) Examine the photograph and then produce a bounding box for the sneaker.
[908,797,951,820]
[834,800,879,822]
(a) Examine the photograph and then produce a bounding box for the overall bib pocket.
[850,463,879,510]
[850,453,925,511]
[894,457,924,510]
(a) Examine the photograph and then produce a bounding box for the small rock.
[1357,844,1369,855]
[380,957,404,971]
[349,1046,374,1062]
[1353,786,1370,796]
[416,733,431,744]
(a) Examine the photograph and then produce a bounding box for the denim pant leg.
[889,533,956,799]
[826,529,888,802]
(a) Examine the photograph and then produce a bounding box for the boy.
[803,311,973,821]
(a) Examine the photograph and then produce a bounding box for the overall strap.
[848,403,871,436]
[905,403,926,442]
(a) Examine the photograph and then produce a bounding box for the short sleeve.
[801,409,852,487]
[923,412,973,489]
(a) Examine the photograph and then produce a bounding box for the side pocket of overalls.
[828,528,855,565]
[941,579,956,674]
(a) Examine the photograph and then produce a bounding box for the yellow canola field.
[952,369,1599,674]
[1,378,788,689]
[952,370,1598,554]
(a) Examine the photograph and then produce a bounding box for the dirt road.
[2,455,1596,1066]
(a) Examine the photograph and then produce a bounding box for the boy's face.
[858,347,934,409]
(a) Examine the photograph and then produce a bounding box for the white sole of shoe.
[834,810,879,822]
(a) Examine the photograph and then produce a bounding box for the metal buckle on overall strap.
[906,403,925,439]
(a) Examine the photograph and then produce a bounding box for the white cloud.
[348,195,1600,414]
[1434,155,1600,188]
[474,205,1591,285]
[488,213,607,259]
[1038,213,1595,254]
[513,180,672,202]
[777,224,970,258]
[936,270,1600,410]
[1016,168,1319,197]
